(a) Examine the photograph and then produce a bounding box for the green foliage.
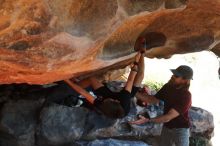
[189,137,210,146]
[143,80,164,92]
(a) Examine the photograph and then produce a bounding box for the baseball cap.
[170,65,193,80]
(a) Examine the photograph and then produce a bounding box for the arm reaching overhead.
[124,64,138,93]
[133,52,145,87]
[124,51,144,92]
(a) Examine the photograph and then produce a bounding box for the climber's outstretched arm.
[133,52,145,87]
[124,52,141,92]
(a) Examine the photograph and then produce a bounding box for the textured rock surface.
[190,107,214,139]
[0,99,214,146]
[76,139,150,146]
[0,82,215,146]
[0,0,220,84]
[37,105,88,146]
[0,100,43,146]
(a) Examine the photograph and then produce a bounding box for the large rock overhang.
[0,0,220,84]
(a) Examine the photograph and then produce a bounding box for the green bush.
[189,137,210,146]
[143,80,164,92]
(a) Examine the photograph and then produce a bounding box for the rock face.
[0,100,43,146]
[190,107,214,140]
[76,139,150,146]
[0,99,214,146]
[37,105,88,146]
[0,82,214,146]
[0,0,220,84]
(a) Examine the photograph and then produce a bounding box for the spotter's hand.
[129,115,150,125]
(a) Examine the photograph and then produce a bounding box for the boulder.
[81,104,214,144]
[0,0,220,84]
[189,107,214,146]
[36,104,88,146]
[0,100,43,146]
[0,82,215,146]
[76,138,150,146]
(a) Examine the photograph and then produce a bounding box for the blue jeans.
[159,126,190,146]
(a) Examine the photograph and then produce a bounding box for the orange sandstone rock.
[0,0,219,84]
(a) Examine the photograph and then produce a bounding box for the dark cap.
[170,65,193,80]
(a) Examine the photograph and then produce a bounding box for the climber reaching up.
[65,50,145,119]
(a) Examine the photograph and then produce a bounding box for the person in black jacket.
[65,51,145,119]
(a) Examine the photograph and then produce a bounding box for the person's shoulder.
[156,83,169,92]
[181,90,192,100]
[186,91,191,98]
[183,89,191,96]
[161,83,169,89]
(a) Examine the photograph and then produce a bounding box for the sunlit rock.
[0,0,220,84]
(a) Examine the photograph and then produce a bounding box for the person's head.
[98,98,125,119]
[169,65,193,89]
[136,86,150,107]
